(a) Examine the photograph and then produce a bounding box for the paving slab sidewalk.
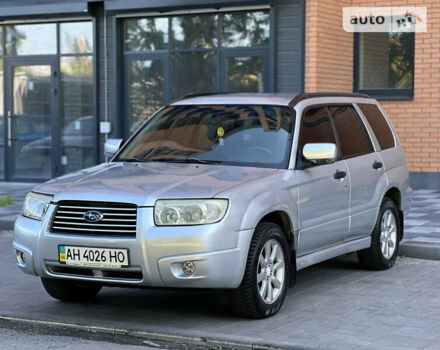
[1,233,440,350]
[400,190,440,260]
[1,182,440,260]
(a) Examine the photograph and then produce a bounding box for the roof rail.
[289,92,370,106]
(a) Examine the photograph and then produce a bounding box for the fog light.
[182,261,195,276]
[16,250,25,265]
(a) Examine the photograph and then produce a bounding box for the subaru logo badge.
[83,211,104,223]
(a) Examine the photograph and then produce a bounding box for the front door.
[5,58,58,181]
[296,161,351,255]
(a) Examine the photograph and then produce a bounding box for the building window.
[123,10,271,134]
[354,32,415,100]
[59,21,94,174]
[0,20,95,181]
[6,24,57,55]
[220,12,270,47]
[60,22,93,54]
[171,14,218,49]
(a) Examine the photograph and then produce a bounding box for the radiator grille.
[51,201,137,237]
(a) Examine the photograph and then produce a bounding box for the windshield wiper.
[150,158,223,165]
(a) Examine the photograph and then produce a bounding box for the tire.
[41,278,102,302]
[227,222,290,319]
[357,197,401,270]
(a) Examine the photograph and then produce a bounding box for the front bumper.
[13,204,253,289]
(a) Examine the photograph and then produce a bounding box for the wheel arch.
[257,210,297,287]
[382,186,404,240]
[383,187,402,210]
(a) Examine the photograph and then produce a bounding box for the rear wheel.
[41,278,101,302]
[357,197,400,270]
[227,222,290,318]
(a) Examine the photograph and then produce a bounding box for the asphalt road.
[2,232,440,350]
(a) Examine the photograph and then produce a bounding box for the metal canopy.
[0,0,89,20]
[104,0,271,13]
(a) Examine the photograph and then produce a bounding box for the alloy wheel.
[380,209,397,259]
[257,239,285,304]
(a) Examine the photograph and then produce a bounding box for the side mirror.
[303,143,337,165]
[104,138,124,158]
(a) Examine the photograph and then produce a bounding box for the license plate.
[58,245,129,268]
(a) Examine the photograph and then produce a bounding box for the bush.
[0,194,13,207]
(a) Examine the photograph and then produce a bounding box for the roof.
[171,93,295,107]
[171,92,371,107]
[289,92,370,105]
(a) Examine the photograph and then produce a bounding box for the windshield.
[116,105,295,169]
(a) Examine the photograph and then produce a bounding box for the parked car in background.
[17,116,95,175]
[14,93,411,318]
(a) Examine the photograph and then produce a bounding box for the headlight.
[22,192,53,221]
[154,199,228,226]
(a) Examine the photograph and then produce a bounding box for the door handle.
[333,170,347,180]
[7,110,12,147]
[372,161,383,170]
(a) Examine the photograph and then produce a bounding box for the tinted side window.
[298,107,336,166]
[328,105,373,159]
[358,104,395,150]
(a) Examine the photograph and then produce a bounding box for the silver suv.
[14,93,412,318]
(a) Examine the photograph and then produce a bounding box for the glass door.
[125,53,168,136]
[221,49,269,93]
[5,58,58,181]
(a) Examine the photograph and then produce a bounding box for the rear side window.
[328,105,373,159]
[298,107,337,153]
[358,104,395,150]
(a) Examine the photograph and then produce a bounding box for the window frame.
[296,103,376,170]
[0,28,4,179]
[353,32,415,101]
[295,104,341,170]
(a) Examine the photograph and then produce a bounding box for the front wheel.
[41,278,102,302]
[357,197,401,270]
[227,222,290,318]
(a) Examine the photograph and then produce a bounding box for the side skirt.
[296,237,371,271]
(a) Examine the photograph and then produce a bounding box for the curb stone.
[399,239,440,261]
[0,220,14,231]
[0,315,307,350]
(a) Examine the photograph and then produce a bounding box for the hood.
[33,162,278,206]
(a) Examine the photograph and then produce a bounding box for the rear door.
[296,106,350,256]
[356,102,398,168]
[327,105,385,241]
